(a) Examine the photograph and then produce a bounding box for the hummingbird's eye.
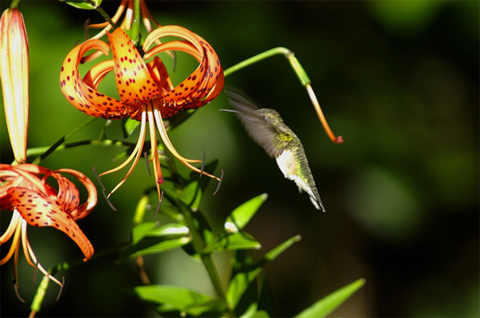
[260,115,267,121]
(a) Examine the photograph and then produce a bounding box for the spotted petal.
[143,25,224,113]
[8,187,94,261]
[107,28,160,106]
[56,168,98,220]
[60,38,135,119]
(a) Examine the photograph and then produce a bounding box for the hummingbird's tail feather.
[309,195,326,212]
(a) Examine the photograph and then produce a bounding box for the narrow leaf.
[129,237,192,258]
[180,180,202,211]
[126,223,192,258]
[225,193,268,233]
[123,117,140,137]
[62,0,102,10]
[294,278,366,318]
[131,222,157,245]
[204,231,261,252]
[134,285,225,315]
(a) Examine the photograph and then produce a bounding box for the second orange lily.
[0,163,97,291]
[60,26,224,204]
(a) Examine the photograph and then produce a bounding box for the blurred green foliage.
[1,1,478,317]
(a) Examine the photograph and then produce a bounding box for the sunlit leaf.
[125,223,192,258]
[131,222,189,245]
[228,235,302,309]
[131,222,158,245]
[204,231,261,252]
[129,237,192,258]
[61,0,102,10]
[134,285,225,316]
[146,223,190,237]
[294,278,366,318]
[225,193,268,233]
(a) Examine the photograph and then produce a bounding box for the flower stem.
[10,0,21,9]
[179,204,233,316]
[224,47,309,84]
[224,47,343,144]
[96,5,116,29]
[27,139,137,159]
[31,117,97,165]
[130,0,141,45]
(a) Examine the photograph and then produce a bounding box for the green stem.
[10,0,21,9]
[180,204,232,315]
[31,117,97,165]
[223,47,343,144]
[224,47,311,86]
[96,5,116,29]
[27,139,137,159]
[29,275,50,317]
[130,0,141,45]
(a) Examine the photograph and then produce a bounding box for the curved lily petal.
[107,28,160,106]
[60,39,135,119]
[56,168,97,220]
[146,56,174,94]
[83,60,115,90]
[143,25,224,112]
[8,187,94,261]
[50,172,80,214]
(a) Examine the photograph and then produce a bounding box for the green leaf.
[134,285,225,316]
[252,310,270,318]
[125,223,192,258]
[225,193,268,233]
[204,231,261,252]
[131,222,158,245]
[129,237,192,258]
[61,0,102,10]
[294,278,366,318]
[132,222,190,245]
[180,180,202,211]
[123,117,140,137]
[227,235,301,309]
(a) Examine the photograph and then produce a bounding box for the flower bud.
[0,8,29,163]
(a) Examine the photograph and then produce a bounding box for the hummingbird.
[223,88,326,212]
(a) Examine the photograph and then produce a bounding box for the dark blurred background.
[1,1,478,317]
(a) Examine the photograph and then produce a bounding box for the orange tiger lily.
[0,164,97,291]
[60,27,224,205]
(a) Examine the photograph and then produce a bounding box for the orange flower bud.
[0,8,29,163]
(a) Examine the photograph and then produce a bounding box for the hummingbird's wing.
[225,88,282,158]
